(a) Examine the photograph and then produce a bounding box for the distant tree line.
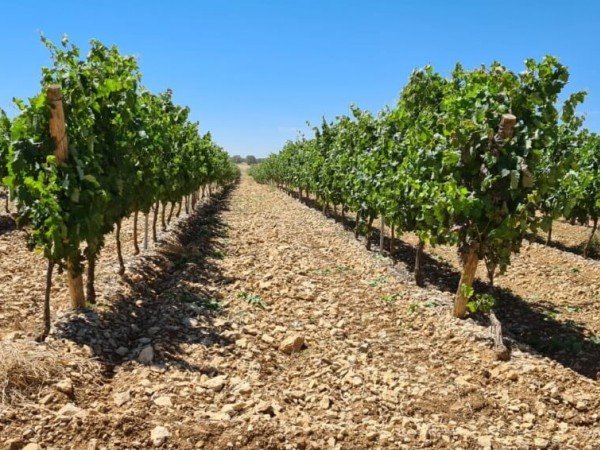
[230,155,264,165]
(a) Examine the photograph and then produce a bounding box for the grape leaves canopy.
[250,56,590,318]
[1,36,239,339]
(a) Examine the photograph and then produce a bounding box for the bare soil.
[1,173,599,449]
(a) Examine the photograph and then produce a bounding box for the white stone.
[113,391,131,407]
[57,403,82,417]
[151,426,170,446]
[153,396,173,407]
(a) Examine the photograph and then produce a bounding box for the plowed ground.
[0,173,599,449]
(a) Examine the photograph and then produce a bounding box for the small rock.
[319,396,331,410]
[261,334,275,344]
[39,393,54,405]
[255,401,274,414]
[151,426,170,447]
[153,396,173,407]
[242,326,259,336]
[279,335,305,354]
[138,346,154,364]
[3,331,23,341]
[182,317,198,328]
[57,403,82,417]
[88,438,99,450]
[505,370,518,381]
[22,444,41,450]
[113,391,131,407]
[234,382,252,395]
[202,375,227,392]
[366,431,378,441]
[534,437,549,449]
[477,435,492,448]
[419,424,430,441]
[55,378,73,396]
[5,439,24,450]
[575,401,588,411]
[207,411,231,421]
[351,377,363,386]
[115,346,129,356]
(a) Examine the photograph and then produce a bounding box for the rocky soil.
[1,173,600,449]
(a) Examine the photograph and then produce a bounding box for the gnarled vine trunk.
[152,201,159,242]
[414,238,425,287]
[116,219,125,276]
[454,243,479,318]
[365,216,375,250]
[583,217,598,258]
[132,211,140,255]
[36,261,55,342]
[86,250,97,304]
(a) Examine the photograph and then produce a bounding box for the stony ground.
[1,173,600,449]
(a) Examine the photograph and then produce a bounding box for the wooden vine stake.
[453,114,516,318]
[47,85,86,309]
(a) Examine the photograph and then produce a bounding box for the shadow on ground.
[0,214,16,236]
[289,189,600,380]
[54,187,237,375]
[527,232,599,261]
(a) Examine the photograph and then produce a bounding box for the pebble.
[138,346,154,364]
[279,334,305,354]
[202,375,227,392]
[114,391,131,407]
[57,403,82,417]
[55,379,73,396]
[151,426,170,446]
[153,396,173,407]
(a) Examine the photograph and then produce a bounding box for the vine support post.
[47,85,85,309]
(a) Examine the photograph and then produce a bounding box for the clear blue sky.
[1,1,599,157]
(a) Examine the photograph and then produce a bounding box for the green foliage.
[407,299,439,314]
[3,35,239,283]
[0,109,10,186]
[382,293,398,304]
[250,56,588,285]
[314,265,351,275]
[466,293,496,314]
[368,275,387,287]
[564,132,599,227]
[237,291,268,309]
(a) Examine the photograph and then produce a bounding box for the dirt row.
[0,173,599,449]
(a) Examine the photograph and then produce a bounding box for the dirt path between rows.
[1,172,600,449]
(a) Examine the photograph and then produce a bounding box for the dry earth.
[1,173,600,449]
